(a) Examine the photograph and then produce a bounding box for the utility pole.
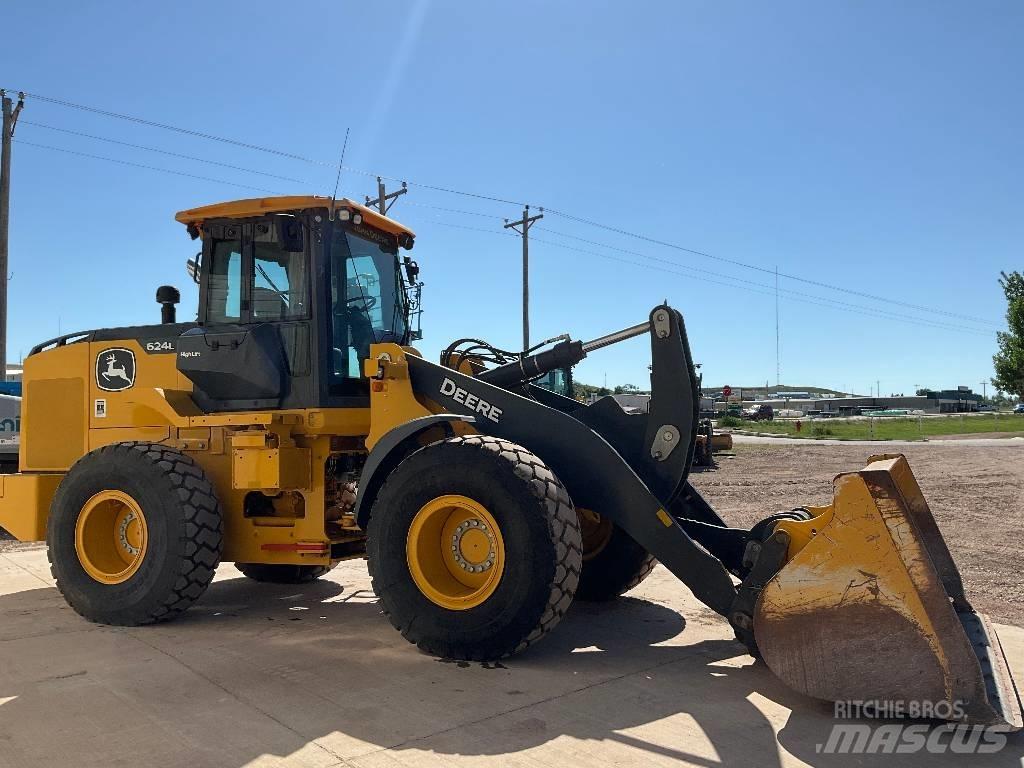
[774,265,780,386]
[980,381,987,400]
[0,91,24,381]
[504,205,543,351]
[364,176,407,215]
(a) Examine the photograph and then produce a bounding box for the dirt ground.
[691,442,1024,625]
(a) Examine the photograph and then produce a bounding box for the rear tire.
[367,435,582,660]
[236,562,334,584]
[575,509,656,601]
[47,442,223,626]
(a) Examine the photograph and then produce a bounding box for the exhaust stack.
[156,285,180,324]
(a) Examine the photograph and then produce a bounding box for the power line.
[15,140,282,194]
[403,200,505,219]
[533,236,994,337]
[8,130,1003,340]
[12,90,330,166]
[399,176,525,207]
[427,220,519,237]
[20,120,309,183]
[541,207,1000,328]
[532,225,997,332]
[423,216,994,337]
[8,88,1002,327]
[12,132,1004,337]
[526,233,993,336]
[6,88,529,205]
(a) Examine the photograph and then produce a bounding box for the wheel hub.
[118,509,142,556]
[75,490,149,585]
[407,495,506,610]
[451,519,495,573]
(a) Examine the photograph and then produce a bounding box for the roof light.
[352,212,363,226]
[337,208,351,222]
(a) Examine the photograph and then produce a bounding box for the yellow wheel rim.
[75,490,148,585]
[578,507,613,561]
[406,495,505,611]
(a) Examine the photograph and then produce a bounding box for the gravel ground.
[2,442,1020,623]
[0,527,19,552]
[691,442,1024,624]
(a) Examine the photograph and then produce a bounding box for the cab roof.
[174,195,415,239]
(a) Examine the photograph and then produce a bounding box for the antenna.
[329,127,351,219]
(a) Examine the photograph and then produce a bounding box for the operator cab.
[174,196,420,411]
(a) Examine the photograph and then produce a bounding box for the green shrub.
[811,425,833,437]
[718,415,743,428]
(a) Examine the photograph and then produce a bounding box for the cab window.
[253,240,309,320]
[203,220,309,325]
[207,239,242,323]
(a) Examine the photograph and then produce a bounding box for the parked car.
[741,403,774,421]
[1014,403,1024,414]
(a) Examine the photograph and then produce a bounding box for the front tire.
[47,442,223,626]
[367,435,582,660]
[575,508,656,601]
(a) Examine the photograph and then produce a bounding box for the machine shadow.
[0,576,1020,767]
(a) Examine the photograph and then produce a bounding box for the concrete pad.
[0,548,1021,767]
[0,546,49,595]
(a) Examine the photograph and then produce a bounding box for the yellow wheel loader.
[0,196,1018,728]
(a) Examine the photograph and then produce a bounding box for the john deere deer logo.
[95,348,136,392]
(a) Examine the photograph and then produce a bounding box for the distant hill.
[700,384,852,397]
[574,381,854,399]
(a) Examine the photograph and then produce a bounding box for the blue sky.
[2,1,1020,395]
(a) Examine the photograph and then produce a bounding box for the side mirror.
[186,253,201,284]
[403,257,420,282]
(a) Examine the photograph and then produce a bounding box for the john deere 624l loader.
[0,196,1018,729]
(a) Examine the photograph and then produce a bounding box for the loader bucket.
[753,454,1022,729]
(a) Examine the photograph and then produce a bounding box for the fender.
[354,413,476,529]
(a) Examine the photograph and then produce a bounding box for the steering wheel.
[347,295,377,312]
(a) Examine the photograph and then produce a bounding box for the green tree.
[992,271,1024,400]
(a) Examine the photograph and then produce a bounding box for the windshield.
[329,225,408,386]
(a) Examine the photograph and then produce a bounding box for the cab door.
[183,216,316,411]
